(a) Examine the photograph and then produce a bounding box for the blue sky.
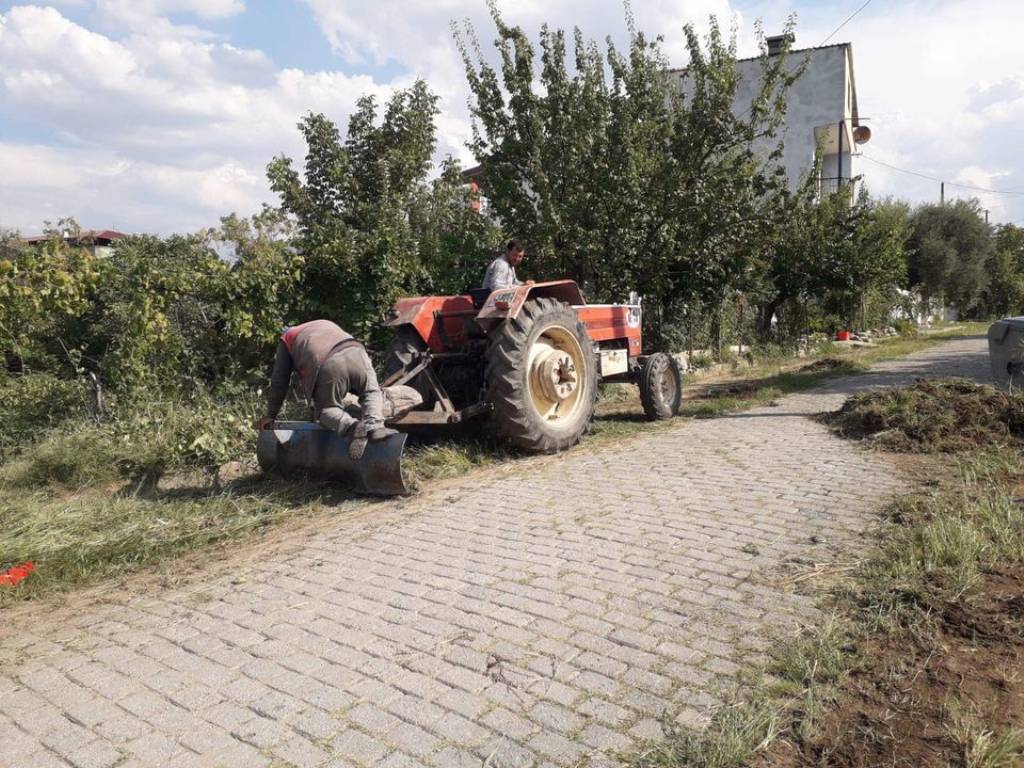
[1,0,1022,234]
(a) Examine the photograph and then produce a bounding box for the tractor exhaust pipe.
[257,421,409,496]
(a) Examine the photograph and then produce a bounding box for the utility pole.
[940,181,945,206]
[985,209,990,224]
[837,120,843,189]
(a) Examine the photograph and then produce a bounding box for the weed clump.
[2,396,259,490]
[824,378,1024,452]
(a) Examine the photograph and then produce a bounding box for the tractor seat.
[467,287,491,310]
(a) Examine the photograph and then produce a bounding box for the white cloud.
[94,0,245,32]
[0,4,391,233]
[0,142,267,233]
[301,0,737,67]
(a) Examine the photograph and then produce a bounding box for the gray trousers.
[315,347,385,435]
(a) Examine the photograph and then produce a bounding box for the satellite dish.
[853,125,872,144]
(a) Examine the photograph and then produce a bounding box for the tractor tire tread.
[639,352,684,420]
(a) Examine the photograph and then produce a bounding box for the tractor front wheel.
[639,352,684,420]
[485,297,597,453]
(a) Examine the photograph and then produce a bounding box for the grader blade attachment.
[257,421,409,496]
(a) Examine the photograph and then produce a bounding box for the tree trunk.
[713,300,723,360]
[756,298,782,340]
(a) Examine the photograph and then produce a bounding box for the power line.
[818,0,873,46]
[859,154,1024,197]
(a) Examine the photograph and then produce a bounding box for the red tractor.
[381,280,684,453]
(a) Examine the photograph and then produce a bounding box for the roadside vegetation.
[629,377,1024,768]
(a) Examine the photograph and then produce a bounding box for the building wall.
[676,44,857,193]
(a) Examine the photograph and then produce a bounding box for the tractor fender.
[385,295,476,351]
[476,280,586,324]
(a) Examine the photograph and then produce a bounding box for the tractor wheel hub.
[536,350,578,401]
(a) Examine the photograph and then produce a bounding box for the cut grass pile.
[824,378,1024,452]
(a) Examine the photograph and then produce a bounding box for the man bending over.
[256,319,395,443]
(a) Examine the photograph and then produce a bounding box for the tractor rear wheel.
[485,297,597,453]
[382,327,435,408]
[639,352,683,420]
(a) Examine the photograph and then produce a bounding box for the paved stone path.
[0,336,991,768]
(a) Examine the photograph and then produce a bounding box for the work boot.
[368,427,398,441]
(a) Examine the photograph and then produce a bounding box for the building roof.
[667,42,851,73]
[461,164,484,183]
[21,229,128,244]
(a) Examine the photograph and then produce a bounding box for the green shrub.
[894,318,918,337]
[0,373,92,458]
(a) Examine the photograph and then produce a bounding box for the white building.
[675,35,869,197]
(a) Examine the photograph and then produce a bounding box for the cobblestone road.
[0,336,991,768]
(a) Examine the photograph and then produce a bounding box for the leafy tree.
[751,187,907,336]
[83,234,229,393]
[978,223,1024,317]
[411,158,503,296]
[455,4,801,344]
[908,199,992,316]
[213,209,303,377]
[267,81,442,340]
[0,220,99,373]
[996,223,1024,271]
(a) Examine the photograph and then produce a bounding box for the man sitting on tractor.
[482,240,526,291]
[255,320,396,450]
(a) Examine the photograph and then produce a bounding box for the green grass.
[771,618,855,741]
[630,616,853,768]
[630,693,781,768]
[403,438,513,485]
[0,481,313,602]
[859,450,1024,631]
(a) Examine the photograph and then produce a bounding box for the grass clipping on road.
[630,377,1024,768]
